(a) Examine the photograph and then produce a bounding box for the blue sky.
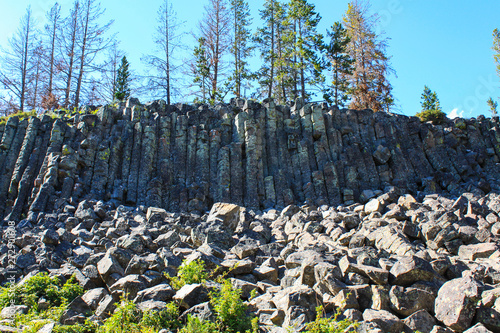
[1,0,499,118]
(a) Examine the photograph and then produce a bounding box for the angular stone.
[464,323,494,333]
[403,309,437,333]
[435,276,483,332]
[0,305,28,319]
[134,283,175,303]
[390,255,438,286]
[81,287,108,311]
[389,286,435,317]
[206,202,245,232]
[173,283,209,310]
[458,243,498,261]
[97,254,124,283]
[362,309,404,333]
[109,274,147,300]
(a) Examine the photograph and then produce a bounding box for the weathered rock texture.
[1,98,500,221]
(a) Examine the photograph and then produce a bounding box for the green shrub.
[168,259,208,290]
[415,109,446,124]
[97,299,145,333]
[210,279,252,333]
[140,302,180,331]
[304,306,358,333]
[0,273,83,310]
[178,315,217,333]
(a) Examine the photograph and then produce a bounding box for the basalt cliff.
[1,98,499,221]
[1,99,500,333]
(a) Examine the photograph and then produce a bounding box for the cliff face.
[0,98,499,221]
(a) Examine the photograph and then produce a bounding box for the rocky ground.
[0,185,499,332]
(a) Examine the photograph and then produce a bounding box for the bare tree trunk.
[74,0,90,109]
[165,1,171,105]
[47,3,60,95]
[20,9,32,111]
[268,0,275,100]
[64,1,79,108]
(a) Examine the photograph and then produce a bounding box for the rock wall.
[1,98,500,221]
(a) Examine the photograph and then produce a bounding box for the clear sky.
[1,0,499,118]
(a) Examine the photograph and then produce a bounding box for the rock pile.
[1,186,500,332]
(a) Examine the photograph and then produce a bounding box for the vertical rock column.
[0,118,27,219]
[209,130,221,206]
[157,115,172,210]
[137,123,157,205]
[244,120,259,209]
[126,121,143,204]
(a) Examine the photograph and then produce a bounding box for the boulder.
[435,276,483,332]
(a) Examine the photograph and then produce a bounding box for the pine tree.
[114,56,131,101]
[255,0,291,103]
[230,0,253,98]
[323,21,354,107]
[192,37,211,103]
[487,97,498,117]
[288,0,324,101]
[493,29,500,80]
[343,0,394,112]
[420,85,441,112]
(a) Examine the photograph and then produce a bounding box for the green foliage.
[53,320,99,333]
[97,298,149,333]
[210,279,253,333]
[304,306,358,333]
[493,28,500,78]
[420,85,441,112]
[0,110,37,126]
[323,21,354,107]
[179,315,217,333]
[0,273,83,310]
[167,259,208,290]
[140,302,180,331]
[416,109,447,124]
[487,97,498,116]
[114,56,131,101]
[193,38,211,104]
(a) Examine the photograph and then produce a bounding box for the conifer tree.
[343,0,394,112]
[493,29,500,80]
[255,0,291,103]
[323,21,354,107]
[114,56,131,101]
[229,0,253,98]
[192,37,211,103]
[420,85,441,112]
[487,97,498,117]
[288,0,324,101]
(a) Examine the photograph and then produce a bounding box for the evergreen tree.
[192,37,211,103]
[493,29,500,80]
[255,0,291,103]
[114,56,131,101]
[487,97,498,117]
[323,21,354,107]
[288,0,324,101]
[230,0,253,98]
[420,85,441,112]
[343,0,394,112]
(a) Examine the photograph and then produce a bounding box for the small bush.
[97,299,145,333]
[304,306,358,333]
[415,109,447,124]
[210,279,252,333]
[140,302,180,331]
[0,273,83,310]
[168,259,208,290]
[178,315,217,333]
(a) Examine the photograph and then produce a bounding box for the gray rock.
[464,323,494,333]
[389,286,435,317]
[0,305,28,319]
[134,283,175,303]
[81,287,108,310]
[362,308,404,333]
[41,229,59,245]
[435,276,483,332]
[173,283,209,310]
[403,309,436,333]
[109,274,148,299]
[390,255,438,286]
